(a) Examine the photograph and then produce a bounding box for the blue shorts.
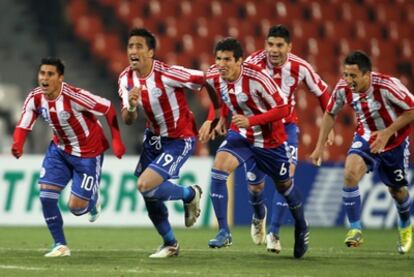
[348,134,410,188]
[219,131,290,184]
[245,123,298,185]
[39,142,104,200]
[135,129,196,180]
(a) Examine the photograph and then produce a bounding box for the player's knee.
[68,202,89,216]
[275,179,292,193]
[213,154,238,174]
[388,186,406,200]
[249,183,264,192]
[137,178,150,192]
[344,170,361,186]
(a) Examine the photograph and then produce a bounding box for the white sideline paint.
[0,264,199,275]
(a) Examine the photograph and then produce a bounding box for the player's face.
[127,36,154,74]
[265,37,291,66]
[215,50,242,82]
[38,65,63,100]
[343,64,371,93]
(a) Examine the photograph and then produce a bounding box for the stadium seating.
[66,0,414,161]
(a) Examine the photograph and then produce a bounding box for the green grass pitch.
[0,226,412,276]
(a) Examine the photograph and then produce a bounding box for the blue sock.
[141,180,190,202]
[145,199,176,246]
[183,186,195,203]
[87,195,97,211]
[248,189,266,220]
[281,182,306,229]
[342,186,362,230]
[210,169,230,232]
[396,195,412,228]
[40,189,66,245]
[268,191,288,235]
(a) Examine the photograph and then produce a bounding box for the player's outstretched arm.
[11,127,29,159]
[105,104,126,159]
[310,112,336,166]
[245,104,290,127]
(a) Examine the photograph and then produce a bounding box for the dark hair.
[344,51,372,73]
[214,37,243,60]
[129,28,156,50]
[267,25,291,43]
[40,57,65,75]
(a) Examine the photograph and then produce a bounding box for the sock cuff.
[40,189,60,200]
[342,187,360,198]
[211,169,229,180]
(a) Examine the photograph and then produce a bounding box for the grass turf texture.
[0,227,412,276]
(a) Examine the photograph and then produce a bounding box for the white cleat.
[184,185,202,227]
[88,200,101,223]
[250,207,267,245]
[149,243,180,258]
[44,244,71,257]
[266,233,282,254]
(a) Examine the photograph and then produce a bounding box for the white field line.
[0,264,211,275]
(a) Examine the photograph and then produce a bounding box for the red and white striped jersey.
[118,60,205,138]
[207,62,287,148]
[327,72,414,150]
[245,50,329,123]
[17,83,111,157]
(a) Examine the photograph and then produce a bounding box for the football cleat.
[88,198,101,223]
[344,229,363,247]
[149,242,180,258]
[208,229,232,248]
[294,223,309,259]
[44,243,71,257]
[266,233,282,254]
[250,207,267,245]
[184,185,202,227]
[397,224,412,254]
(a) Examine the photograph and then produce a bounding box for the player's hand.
[214,117,227,136]
[326,129,335,146]
[309,147,323,167]
[128,86,141,110]
[199,120,214,143]
[199,117,227,143]
[11,143,23,159]
[112,139,126,159]
[370,129,392,154]
[232,114,249,128]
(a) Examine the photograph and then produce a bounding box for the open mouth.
[130,57,139,64]
[350,83,357,91]
[41,83,49,89]
[269,54,280,60]
[219,69,228,76]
